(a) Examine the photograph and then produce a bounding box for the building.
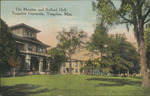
[9,23,50,75]
[59,49,101,75]
[60,59,84,75]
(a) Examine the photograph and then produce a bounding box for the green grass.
[1,75,150,96]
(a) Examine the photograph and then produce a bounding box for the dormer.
[9,23,40,38]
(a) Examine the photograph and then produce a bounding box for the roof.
[12,34,50,47]
[71,49,100,61]
[9,23,41,33]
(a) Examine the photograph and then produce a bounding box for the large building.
[10,23,50,75]
[60,59,84,75]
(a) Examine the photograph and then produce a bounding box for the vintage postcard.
[1,0,150,96]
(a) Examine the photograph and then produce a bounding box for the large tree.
[93,0,150,87]
[109,34,139,77]
[56,27,87,74]
[0,19,20,72]
[85,22,111,75]
[48,47,68,73]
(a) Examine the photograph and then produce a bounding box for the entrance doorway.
[30,57,39,71]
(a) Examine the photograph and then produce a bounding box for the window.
[25,30,30,36]
[39,48,43,53]
[32,33,35,37]
[66,68,69,73]
[28,45,32,51]
[18,29,20,34]
[81,62,83,66]
[27,32,29,36]
[80,69,83,73]
[31,33,33,37]
[29,32,33,37]
[63,69,66,73]
[75,62,78,67]
[75,69,78,73]
[63,64,66,67]
[36,46,38,53]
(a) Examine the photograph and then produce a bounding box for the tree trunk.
[127,69,129,78]
[136,21,150,87]
[92,65,94,75]
[139,38,149,87]
[13,68,16,77]
[101,67,103,76]
[118,69,120,76]
[124,72,126,77]
[69,58,72,74]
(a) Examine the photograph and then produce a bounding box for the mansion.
[10,23,50,75]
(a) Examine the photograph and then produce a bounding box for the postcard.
[1,0,150,96]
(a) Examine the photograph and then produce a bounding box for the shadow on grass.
[86,78,141,87]
[1,84,57,96]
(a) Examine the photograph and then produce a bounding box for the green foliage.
[0,19,20,72]
[56,27,87,74]
[145,28,150,69]
[145,28,150,47]
[93,0,150,87]
[108,34,139,73]
[86,22,139,75]
[93,0,150,26]
[57,27,87,57]
[85,22,109,57]
[48,47,68,73]
[85,22,111,75]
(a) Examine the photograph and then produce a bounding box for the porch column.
[46,59,50,71]
[39,57,43,72]
[25,54,31,71]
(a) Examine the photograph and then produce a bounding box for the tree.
[0,19,20,72]
[85,22,111,75]
[56,27,87,74]
[48,47,68,73]
[90,22,109,53]
[8,57,20,77]
[93,0,150,87]
[84,59,98,75]
[108,34,139,77]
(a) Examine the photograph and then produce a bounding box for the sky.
[1,0,136,47]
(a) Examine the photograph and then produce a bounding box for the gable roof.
[9,23,41,33]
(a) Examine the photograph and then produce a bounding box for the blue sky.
[1,0,135,47]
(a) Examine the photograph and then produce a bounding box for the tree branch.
[119,14,133,24]
[143,8,150,20]
[108,0,117,10]
[139,0,146,8]
[109,0,133,24]
[144,19,150,24]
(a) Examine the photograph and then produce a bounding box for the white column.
[46,59,50,71]
[25,54,31,71]
[39,57,43,72]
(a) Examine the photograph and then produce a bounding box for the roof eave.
[9,23,41,33]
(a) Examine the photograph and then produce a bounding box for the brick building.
[10,23,50,75]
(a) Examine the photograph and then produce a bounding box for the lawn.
[1,75,150,96]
